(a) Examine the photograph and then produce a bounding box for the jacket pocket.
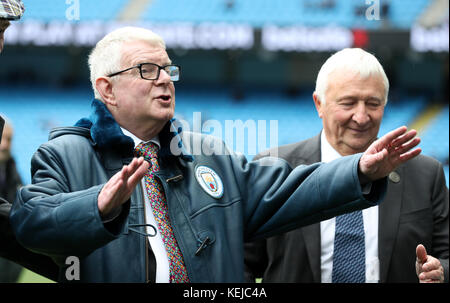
[399,207,432,224]
[190,197,241,219]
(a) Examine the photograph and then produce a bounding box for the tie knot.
[134,141,159,161]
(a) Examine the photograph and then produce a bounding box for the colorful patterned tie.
[332,210,365,283]
[135,142,189,283]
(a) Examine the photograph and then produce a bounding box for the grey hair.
[88,26,166,100]
[314,48,389,105]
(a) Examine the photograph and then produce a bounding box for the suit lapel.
[302,224,322,282]
[294,134,322,282]
[378,166,404,283]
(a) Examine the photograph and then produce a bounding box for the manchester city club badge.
[195,165,224,199]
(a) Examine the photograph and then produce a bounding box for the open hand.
[97,157,149,217]
[359,126,421,181]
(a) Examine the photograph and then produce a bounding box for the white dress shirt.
[121,128,170,283]
[319,131,380,283]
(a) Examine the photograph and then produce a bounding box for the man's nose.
[352,102,370,125]
[155,69,171,84]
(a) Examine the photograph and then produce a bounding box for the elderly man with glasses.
[10,26,422,283]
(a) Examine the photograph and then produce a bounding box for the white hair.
[88,26,166,100]
[314,48,389,105]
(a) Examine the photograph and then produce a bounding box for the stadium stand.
[21,0,128,21]
[1,0,446,284]
[18,0,432,29]
[3,86,445,186]
[141,0,431,29]
[2,0,446,187]
[0,87,92,185]
[419,106,449,163]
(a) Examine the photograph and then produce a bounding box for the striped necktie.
[332,210,365,283]
[135,142,189,283]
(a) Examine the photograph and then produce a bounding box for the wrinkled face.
[0,20,11,53]
[314,70,386,156]
[111,40,176,132]
[0,125,13,163]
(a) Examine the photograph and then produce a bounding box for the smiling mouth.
[349,128,371,135]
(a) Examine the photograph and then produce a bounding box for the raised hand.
[97,157,149,217]
[359,126,421,181]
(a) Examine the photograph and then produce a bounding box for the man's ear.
[312,92,324,119]
[96,77,117,106]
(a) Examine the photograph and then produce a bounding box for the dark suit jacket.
[245,133,449,283]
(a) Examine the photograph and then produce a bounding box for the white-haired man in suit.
[245,48,448,283]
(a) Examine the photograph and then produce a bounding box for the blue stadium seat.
[419,106,449,163]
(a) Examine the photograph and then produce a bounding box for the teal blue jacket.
[10,99,386,282]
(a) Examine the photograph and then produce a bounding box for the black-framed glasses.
[107,63,180,82]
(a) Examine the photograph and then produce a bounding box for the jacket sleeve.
[9,143,125,262]
[228,152,387,241]
[430,160,449,282]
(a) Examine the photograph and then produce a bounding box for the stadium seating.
[4,86,446,186]
[20,0,431,29]
[4,0,445,285]
[389,0,431,28]
[378,97,427,135]
[21,0,128,21]
[0,86,92,184]
[142,0,431,29]
[419,106,449,163]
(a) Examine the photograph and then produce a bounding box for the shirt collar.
[120,127,161,150]
[320,130,342,163]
